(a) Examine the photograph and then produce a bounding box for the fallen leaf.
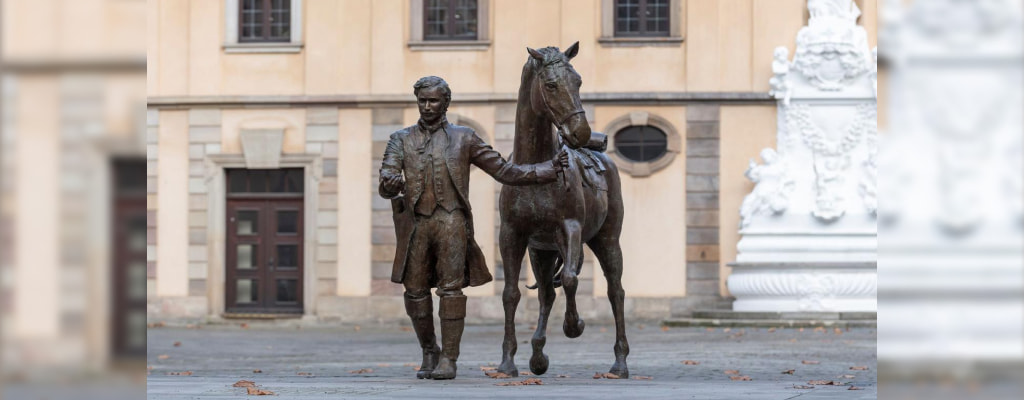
[556,374,570,378]
[233,380,256,388]
[354,325,361,332]
[724,370,740,375]
[173,341,182,347]
[632,375,653,380]
[167,371,193,376]
[840,374,856,379]
[682,360,700,365]
[789,338,797,343]
[798,328,805,332]
[376,363,391,367]
[246,387,274,395]
[347,368,372,374]
[782,369,795,375]
[705,328,715,332]
[240,323,249,329]
[767,327,776,333]
[599,327,608,333]
[723,328,731,333]
[147,366,154,371]
[808,380,845,386]
[252,369,262,373]
[413,366,421,371]
[480,366,497,371]
[833,327,843,335]
[813,327,826,333]
[157,354,170,360]
[637,324,645,330]
[848,386,863,390]
[801,360,820,365]
[530,325,537,330]
[148,322,166,328]
[297,372,313,376]
[496,378,543,386]
[485,371,512,379]
[593,372,621,379]
[793,385,814,389]
[186,324,197,329]
[661,326,669,332]
[850,366,869,371]
[400,326,412,332]
[520,371,533,376]
[729,375,751,381]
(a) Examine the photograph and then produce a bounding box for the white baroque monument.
[727,0,877,312]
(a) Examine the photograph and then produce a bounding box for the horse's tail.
[525,255,565,290]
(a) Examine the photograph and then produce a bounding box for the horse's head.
[526,42,591,149]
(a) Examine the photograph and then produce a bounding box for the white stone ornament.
[728,0,877,312]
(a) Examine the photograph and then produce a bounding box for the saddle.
[565,132,609,191]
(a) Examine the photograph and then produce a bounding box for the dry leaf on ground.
[148,322,166,328]
[813,327,826,333]
[246,387,274,395]
[167,371,193,376]
[848,386,863,390]
[252,369,262,373]
[767,327,776,332]
[413,366,421,371]
[480,366,497,371]
[556,374,570,378]
[833,327,843,335]
[840,374,856,379]
[520,371,533,376]
[496,378,543,386]
[400,327,412,332]
[173,341,182,347]
[593,372,621,379]
[793,385,814,389]
[485,371,512,379]
[723,328,731,333]
[850,366,869,370]
[348,368,372,374]
[232,380,256,388]
[632,376,653,380]
[661,326,670,332]
[782,369,795,375]
[600,327,608,333]
[808,380,845,386]
[637,324,645,330]
[240,323,249,329]
[353,325,361,332]
[157,354,170,360]
[682,360,700,365]
[724,370,740,375]
[729,376,752,381]
[802,360,820,365]
[297,372,313,376]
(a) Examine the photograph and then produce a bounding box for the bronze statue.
[378,76,569,380]
[496,43,629,378]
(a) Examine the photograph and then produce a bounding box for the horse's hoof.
[563,317,585,338]
[609,362,629,379]
[497,360,519,377]
[529,353,549,375]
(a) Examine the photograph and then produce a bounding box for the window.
[604,111,681,177]
[425,0,479,41]
[224,0,303,53]
[240,0,291,42]
[227,168,304,194]
[614,126,668,162]
[615,0,669,37]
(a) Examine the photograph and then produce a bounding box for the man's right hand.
[382,174,405,194]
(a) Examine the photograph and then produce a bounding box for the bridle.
[536,60,585,146]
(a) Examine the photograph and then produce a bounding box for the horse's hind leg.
[498,227,528,377]
[528,248,559,375]
[557,219,585,338]
[588,237,629,378]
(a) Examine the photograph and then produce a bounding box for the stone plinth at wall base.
[663,309,877,328]
[726,262,877,312]
[146,296,209,321]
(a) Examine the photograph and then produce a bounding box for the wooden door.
[112,159,147,357]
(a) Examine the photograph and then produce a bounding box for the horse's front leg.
[528,248,559,375]
[557,219,585,338]
[498,226,528,377]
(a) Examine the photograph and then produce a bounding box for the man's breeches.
[404,208,467,298]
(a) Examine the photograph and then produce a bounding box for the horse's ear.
[527,47,544,61]
[564,41,580,60]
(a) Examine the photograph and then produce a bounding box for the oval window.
[614,125,668,162]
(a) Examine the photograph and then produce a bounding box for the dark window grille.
[614,0,670,37]
[240,0,291,43]
[425,0,478,41]
[615,125,668,162]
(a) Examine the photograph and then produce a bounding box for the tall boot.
[430,294,466,380]
[404,292,440,379]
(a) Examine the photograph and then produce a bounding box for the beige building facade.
[144,0,879,323]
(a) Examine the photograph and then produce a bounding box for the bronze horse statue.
[497,42,629,378]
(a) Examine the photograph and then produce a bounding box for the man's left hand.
[556,149,570,170]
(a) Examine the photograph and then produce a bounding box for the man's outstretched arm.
[468,133,568,186]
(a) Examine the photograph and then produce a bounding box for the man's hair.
[413,76,451,104]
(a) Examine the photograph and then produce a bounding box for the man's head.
[413,76,451,124]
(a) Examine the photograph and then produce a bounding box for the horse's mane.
[518,46,568,99]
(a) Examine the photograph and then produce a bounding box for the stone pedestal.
[727,0,877,312]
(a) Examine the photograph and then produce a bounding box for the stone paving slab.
[147,324,877,399]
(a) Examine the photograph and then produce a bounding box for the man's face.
[417,86,447,123]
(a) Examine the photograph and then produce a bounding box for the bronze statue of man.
[378,76,568,380]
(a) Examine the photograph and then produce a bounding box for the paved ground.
[147,323,877,399]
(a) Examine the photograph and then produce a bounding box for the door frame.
[203,154,322,319]
[225,197,305,314]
